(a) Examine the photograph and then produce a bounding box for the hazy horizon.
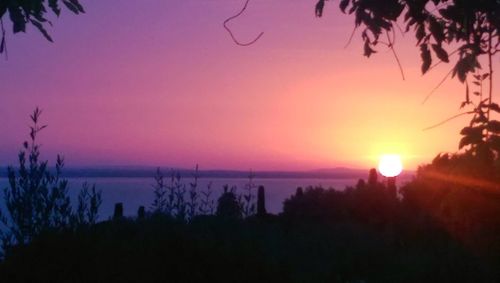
[0,163,415,174]
[2,1,494,171]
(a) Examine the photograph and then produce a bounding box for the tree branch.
[487,25,494,121]
[422,67,454,105]
[428,48,459,72]
[386,31,405,80]
[344,26,357,48]
[223,0,264,46]
[423,111,474,131]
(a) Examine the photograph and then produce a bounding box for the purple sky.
[0,0,490,170]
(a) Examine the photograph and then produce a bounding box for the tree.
[74,182,102,226]
[0,108,71,247]
[216,185,242,219]
[0,0,84,55]
[256,185,266,216]
[317,0,500,160]
[0,108,101,253]
[151,168,167,214]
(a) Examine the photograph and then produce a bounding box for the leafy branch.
[0,0,85,56]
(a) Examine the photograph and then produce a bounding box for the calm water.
[0,176,412,220]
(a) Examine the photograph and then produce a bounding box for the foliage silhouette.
[317,0,500,157]
[0,0,84,56]
[216,185,242,219]
[74,182,102,227]
[137,205,145,220]
[1,167,496,282]
[150,166,207,220]
[113,203,123,220]
[199,181,215,215]
[150,168,167,214]
[186,164,200,220]
[256,185,266,217]
[0,108,101,255]
[239,171,256,217]
[316,0,499,78]
[150,167,258,221]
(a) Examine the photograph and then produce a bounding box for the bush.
[0,108,101,254]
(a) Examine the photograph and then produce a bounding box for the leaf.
[458,129,483,149]
[460,126,483,137]
[459,135,472,149]
[62,0,82,14]
[8,6,26,33]
[363,40,376,57]
[452,54,480,83]
[0,34,4,54]
[415,24,425,44]
[315,0,325,17]
[459,126,484,149]
[486,120,500,133]
[339,0,349,13]
[49,0,61,16]
[428,16,445,43]
[30,19,53,42]
[487,135,500,151]
[69,0,85,13]
[481,73,489,80]
[472,115,488,124]
[431,44,449,63]
[420,44,432,74]
[465,81,470,104]
[488,103,500,113]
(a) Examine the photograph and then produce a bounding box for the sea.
[0,175,414,220]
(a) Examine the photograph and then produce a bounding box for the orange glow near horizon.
[1,1,498,171]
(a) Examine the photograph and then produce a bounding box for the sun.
[378,154,403,177]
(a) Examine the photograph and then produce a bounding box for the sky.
[0,0,496,171]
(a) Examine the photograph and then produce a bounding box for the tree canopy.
[0,0,84,53]
[316,0,500,79]
[317,0,500,161]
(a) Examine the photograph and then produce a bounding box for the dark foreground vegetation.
[0,209,490,282]
[1,163,500,282]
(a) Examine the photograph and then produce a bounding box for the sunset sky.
[0,0,495,171]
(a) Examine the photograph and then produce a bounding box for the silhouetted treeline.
[2,162,500,282]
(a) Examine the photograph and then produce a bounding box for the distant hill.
[1,166,415,179]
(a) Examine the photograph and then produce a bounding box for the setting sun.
[378,154,403,177]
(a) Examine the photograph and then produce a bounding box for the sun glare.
[378,154,403,177]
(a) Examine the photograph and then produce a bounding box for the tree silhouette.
[0,0,84,55]
[367,168,378,187]
[216,186,242,219]
[0,108,101,252]
[0,108,71,246]
[316,1,499,78]
[316,0,499,162]
[256,185,266,217]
